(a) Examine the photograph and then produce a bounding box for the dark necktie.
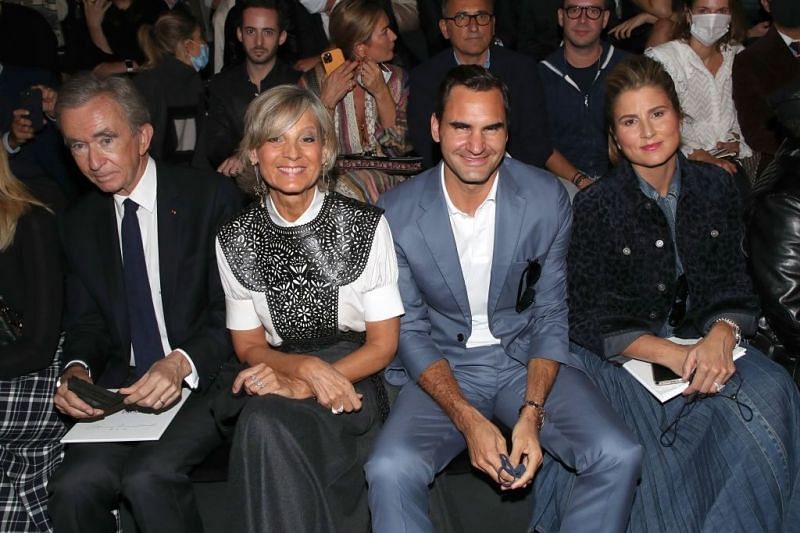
[122,199,164,376]
[790,41,800,58]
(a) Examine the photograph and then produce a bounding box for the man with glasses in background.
[365,65,641,533]
[539,0,627,196]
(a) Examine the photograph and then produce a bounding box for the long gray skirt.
[225,341,382,533]
[531,345,800,533]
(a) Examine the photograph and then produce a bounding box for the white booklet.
[623,337,746,403]
[61,389,191,443]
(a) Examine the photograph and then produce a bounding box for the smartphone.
[652,363,684,386]
[19,88,44,132]
[321,48,345,75]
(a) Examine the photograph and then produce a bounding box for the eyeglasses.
[564,5,607,20]
[496,454,525,488]
[443,11,494,27]
[516,259,541,313]
[667,274,688,328]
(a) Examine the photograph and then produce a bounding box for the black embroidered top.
[217,193,382,345]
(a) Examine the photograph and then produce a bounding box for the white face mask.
[690,13,731,47]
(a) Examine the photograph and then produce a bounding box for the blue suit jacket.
[378,157,572,384]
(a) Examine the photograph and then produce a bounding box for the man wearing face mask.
[645,0,752,185]
[733,0,800,174]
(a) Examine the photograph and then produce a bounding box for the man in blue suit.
[365,66,642,533]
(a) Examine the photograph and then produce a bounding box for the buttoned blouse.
[216,188,404,346]
[646,40,752,158]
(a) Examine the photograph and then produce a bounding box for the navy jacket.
[538,42,626,179]
[569,156,759,358]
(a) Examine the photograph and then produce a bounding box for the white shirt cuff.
[2,131,21,154]
[363,283,404,322]
[174,348,199,389]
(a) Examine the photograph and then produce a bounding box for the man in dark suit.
[733,0,800,173]
[365,65,641,533]
[49,73,243,533]
[407,0,579,185]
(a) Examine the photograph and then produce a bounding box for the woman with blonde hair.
[0,148,65,532]
[214,84,402,532]
[300,0,412,204]
[133,9,207,162]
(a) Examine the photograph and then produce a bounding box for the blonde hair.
[138,10,199,69]
[329,0,385,60]
[0,149,50,251]
[239,84,338,172]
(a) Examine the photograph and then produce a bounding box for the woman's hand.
[688,148,738,175]
[682,322,737,395]
[319,60,359,110]
[232,362,313,398]
[609,12,657,40]
[84,0,111,30]
[297,356,363,413]
[357,60,389,98]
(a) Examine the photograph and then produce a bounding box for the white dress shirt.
[66,158,200,386]
[441,167,501,348]
[646,40,752,158]
[216,188,404,344]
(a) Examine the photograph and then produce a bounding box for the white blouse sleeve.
[215,238,263,331]
[358,215,404,322]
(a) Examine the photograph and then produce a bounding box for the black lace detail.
[217,193,382,343]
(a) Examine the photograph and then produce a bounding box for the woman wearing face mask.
[645,0,751,182]
[133,9,207,163]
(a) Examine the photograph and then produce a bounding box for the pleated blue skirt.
[531,344,800,533]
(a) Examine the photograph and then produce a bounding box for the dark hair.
[55,73,151,133]
[672,0,747,47]
[329,0,385,60]
[138,10,199,69]
[604,55,682,165]
[238,0,285,32]
[561,0,612,10]
[434,65,510,122]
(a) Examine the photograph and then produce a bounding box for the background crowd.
[2,0,800,531]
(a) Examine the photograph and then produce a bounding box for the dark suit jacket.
[59,163,243,390]
[407,45,553,169]
[733,27,800,169]
[377,157,572,384]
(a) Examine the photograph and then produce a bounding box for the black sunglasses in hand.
[516,259,541,313]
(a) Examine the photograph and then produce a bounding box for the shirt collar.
[266,187,324,227]
[113,156,157,213]
[635,158,681,202]
[440,163,499,217]
[777,29,799,54]
[452,47,491,68]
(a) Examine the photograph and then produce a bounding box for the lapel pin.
[170,208,177,215]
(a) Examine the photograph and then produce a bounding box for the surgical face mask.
[690,13,731,47]
[191,43,209,71]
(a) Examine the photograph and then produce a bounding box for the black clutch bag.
[68,378,128,414]
[0,296,23,346]
[335,153,423,176]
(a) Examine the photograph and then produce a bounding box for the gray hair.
[55,73,150,133]
[442,0,494,17]
[239,84,337,172]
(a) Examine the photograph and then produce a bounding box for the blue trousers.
[365,346,643,533]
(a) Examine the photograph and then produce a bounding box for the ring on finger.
[713,381,724,393]
[331,404,344,415]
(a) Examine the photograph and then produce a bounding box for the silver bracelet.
[714,317,741,346]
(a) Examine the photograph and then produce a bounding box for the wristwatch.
[125,59,135,74]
